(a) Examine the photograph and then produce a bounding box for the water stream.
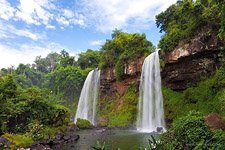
[137,50,166,132]
[74,69,100,125]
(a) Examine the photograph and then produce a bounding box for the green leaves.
[160,111,225,149]
[99,30,154,79]
[77,49,101,69]
[156,0,223,51]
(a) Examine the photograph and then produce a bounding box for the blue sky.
[0,0,177,68]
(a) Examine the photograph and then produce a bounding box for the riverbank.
[0,125,80,150]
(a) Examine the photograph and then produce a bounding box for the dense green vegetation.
[0,75,70,148]
[156,0,225,51]
[0,30,154,148]
[98,84,139,127]
[99,29,155,80]
[163,65,225,123]
[1,0,225,148]
[160,111,225,149]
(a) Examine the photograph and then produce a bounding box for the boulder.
[204,113,225,131]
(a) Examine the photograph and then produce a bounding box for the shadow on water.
[61,129,159,150]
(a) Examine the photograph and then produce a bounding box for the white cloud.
[0,42,68,69]
[14,0,86,28]
[90,40,104,46]
[46,24,56,29]
[56,9,86,27]
[0,23,45,41]
[0,0,15,20]
[79,0,177,32]
[15,0,54,25]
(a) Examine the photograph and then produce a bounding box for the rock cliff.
[100,57,144,99]
[100,32,224,96]
[161,32,224,90]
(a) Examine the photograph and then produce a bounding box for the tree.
[99,30,154,80]
[156,0,223,51]
[48,66,87,102]
[34,52,60,73]
[77,49,101,69]
[59,50,75,67]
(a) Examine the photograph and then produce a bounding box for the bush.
[160,111,225,149]
[76,118,92,129]
[115,59,123,81]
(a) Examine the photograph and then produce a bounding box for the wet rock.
[156,127,163,132]
[0,137,10,148]
[95,128,106,133]
[55,132,64,140]
[29,125,80,150]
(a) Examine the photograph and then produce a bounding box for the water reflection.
[61,129,158,150]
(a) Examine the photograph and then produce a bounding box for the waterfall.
[137,50,166,132]
[74,68,100,126]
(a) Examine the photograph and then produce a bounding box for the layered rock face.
[100,57,144,99]
[161,32,224,90]
[100,32,224,94]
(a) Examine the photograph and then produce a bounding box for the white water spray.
[74,69,100,125]
[137,50,166,132]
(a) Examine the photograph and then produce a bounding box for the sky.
[0,0,177,69]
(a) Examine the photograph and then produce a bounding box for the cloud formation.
[0,42,68,68]
[0,0,87,29]
[79,0,177,32]
[0,22,45,40]
[0,0,178,69]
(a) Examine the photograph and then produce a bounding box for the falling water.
[137,50,166,132]
[74,68,100,126]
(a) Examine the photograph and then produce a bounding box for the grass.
[3,133,34,149]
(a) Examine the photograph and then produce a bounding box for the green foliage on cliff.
[98,84,139,127]
[77,49,101,70]
[99,30,155,80]
[160,111,225,149]
[163,65,225,124]
[156,0,224,51]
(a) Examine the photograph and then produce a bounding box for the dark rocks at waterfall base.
[0,137,10,148]
[0,125,80,150]
[30,125,80,150]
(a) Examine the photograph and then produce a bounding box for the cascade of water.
[74,68,100,125]
[137,50,166,132]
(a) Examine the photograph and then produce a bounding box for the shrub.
[76,118,92,129]
[160,111,225,149]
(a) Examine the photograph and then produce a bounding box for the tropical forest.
[0,0,225,149]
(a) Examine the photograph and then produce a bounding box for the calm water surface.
[61,129,159,150]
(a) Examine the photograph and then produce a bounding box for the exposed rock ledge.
[161,32,224,90]
[100,57,144,99]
